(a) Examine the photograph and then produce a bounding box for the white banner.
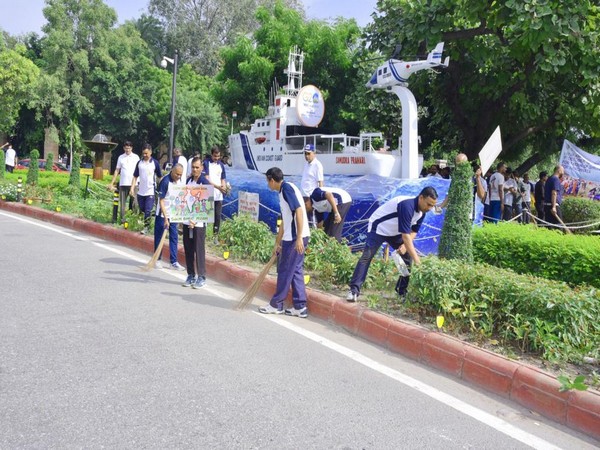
[238,190,260,221]
[559,140,600,201]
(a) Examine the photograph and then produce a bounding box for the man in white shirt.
[172,147,187,185]
[4,143,17,173]
[502,168,517,221]
[487,162,506,223]
[130,144,162,234]
[203,146,227,242]
[300,144,324,198]
[109,141,140,223]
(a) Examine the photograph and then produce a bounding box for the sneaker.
[285,306,308,318]
[258,304,283,315]
[193,277,206,289]
[182,274,196,287]
[154,260,163,269]
[171,262,185,271]
[140,228,149,235]
[346,290,358,302]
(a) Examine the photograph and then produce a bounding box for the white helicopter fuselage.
[366,42,449,89]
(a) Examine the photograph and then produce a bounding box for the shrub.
[438,159,473,262]
[473,222,600,288]
[561,197,600,234]
[304,229,357,288]
[0,180,17,201]
[69,152,81,187]
[219,213,274,263]
[45,152,54,171]
[408,257,600,364]
[0,149,5,179]
[26,149,40,185]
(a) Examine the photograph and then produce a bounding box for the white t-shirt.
[5,148,16,166]
[522,181,532,203]
[301,158,324,197]
[116,152,140,186]
[488,172,504,201]
[135,159,159,196]
[207,161,225,201]
[503,178,516,206]
[279,181,310,241]
[175,155,187,185]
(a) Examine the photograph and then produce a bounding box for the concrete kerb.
[1,199,599,441]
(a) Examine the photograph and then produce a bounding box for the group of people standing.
[108,142,229,289]
[484,162,565,227]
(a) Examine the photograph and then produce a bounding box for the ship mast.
[283,46,304,98]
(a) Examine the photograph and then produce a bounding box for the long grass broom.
[141,229,168,271]
[553,211,573,234]
[236,253,278,310]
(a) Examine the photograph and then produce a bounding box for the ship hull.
[229,132,402,177]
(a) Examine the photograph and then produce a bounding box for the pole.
[168,50,178,165]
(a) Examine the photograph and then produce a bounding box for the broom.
[236,253,278,310]
[141,229,168,271]
[552,210,573,234]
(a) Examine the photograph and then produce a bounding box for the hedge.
[472,222,600,288]
[407,257,600,364]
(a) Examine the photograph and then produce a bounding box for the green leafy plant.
[69,152,81,188]
[26,149,40,185]
[0,181,17,201]
[439,159,474,262]
[45,152,54,172]
[473,222,600,288]
[0,149,5,179]
[558,375,588,392]
[561,197,600,234]
[219,213,274,263]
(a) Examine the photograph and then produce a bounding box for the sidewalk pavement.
[2,200,599,442]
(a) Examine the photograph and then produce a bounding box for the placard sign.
[296,84,325,128]
[238,190,260,221]
[478,126,502,175]
[165,185,215,223]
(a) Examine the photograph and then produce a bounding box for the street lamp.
[231,110,237,135]
[161,50,178,165]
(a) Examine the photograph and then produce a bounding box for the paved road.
[0,211,598,449]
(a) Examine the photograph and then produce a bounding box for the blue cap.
[304,144,315,152]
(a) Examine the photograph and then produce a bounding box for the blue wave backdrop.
[220,168,480,255]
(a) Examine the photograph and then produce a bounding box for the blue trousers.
[270,237,309,310]
[489,200,502,224]
[137,195,155,227]
[349,232,406,295]
[154,215,179,264]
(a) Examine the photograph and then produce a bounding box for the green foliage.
[26,149,40,185]
[0,148,5,180]
[45,152,54,171]
[558,375,588,392]
[69,152,81,188]
[0,46,40,134]
[473,222,600,288]
[304,229,357,288]
[408,257,600,364]
[561,197,600,234]
[219,214,275,263]
[365,1,600,161]
[439,161,474,262]
[0,180,18,201]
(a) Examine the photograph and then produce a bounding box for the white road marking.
[0,210,564,449]
[256,313,562,450]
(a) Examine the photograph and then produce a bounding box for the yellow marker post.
[304,274,310,284]
[223,251,230,260]
[436,315,445,330]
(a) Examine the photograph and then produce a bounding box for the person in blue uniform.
[346,186,438,302]
[306,187,352,242]
[258,167,311,318]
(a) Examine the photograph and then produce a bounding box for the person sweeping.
[258,167,310,318]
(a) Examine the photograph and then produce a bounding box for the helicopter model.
[366,42,450,89]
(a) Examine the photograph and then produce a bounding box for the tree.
[69,151,81,188]
[215,2,363,133]
[148,0,303,76]
[438,156,474,263]
[0,45,40,135]
[366,0,600,169]
[27,149,40,185]
[45,152,54,171]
